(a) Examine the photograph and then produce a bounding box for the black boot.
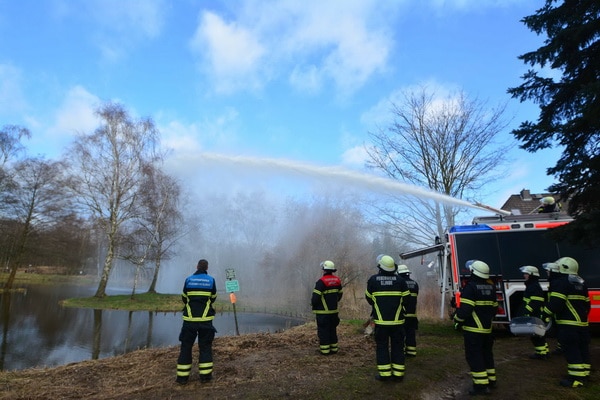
[468,384,491,396]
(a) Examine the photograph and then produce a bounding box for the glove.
[541,312,551,323]
[453,321,462,331]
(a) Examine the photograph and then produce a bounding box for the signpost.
[225,268,240,335]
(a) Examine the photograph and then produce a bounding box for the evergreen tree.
[508,0,600,246]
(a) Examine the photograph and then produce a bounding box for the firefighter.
[365,255,409,382]
[542,257,591,387]
[311,260,343,355]
[397,264,419,357]
[543,261,563,355]
[453,260,498,396]
[517,265,549,359]
[537,196,561,213]
[176,259,218,385]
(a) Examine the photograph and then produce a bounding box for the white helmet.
[320,260,336,271]
[542,262,560,273]
[519,265,540,277]
[397,264,410,274]
[466,260,490,279]
[377,255,396,272]
[556,257,578,275]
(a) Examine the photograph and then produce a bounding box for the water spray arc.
[198,152,490,212]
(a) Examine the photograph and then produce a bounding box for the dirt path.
[0,321,598,399]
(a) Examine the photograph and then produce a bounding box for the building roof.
[499,189,568,215]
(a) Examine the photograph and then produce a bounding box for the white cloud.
[160,107,240,156]
[361,79,463,129]
[189,0,395,96]
[341,145,369,168]
[51,86,100,138]
[190,11,266,94]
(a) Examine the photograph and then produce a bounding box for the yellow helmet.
[377,255,396,272]
[320,260,336,271]
[556,257,578,275]
[397,264,411,274]
[466,260,490,279]
[541,196,555,205]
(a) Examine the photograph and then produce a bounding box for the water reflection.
[0,285,303,371]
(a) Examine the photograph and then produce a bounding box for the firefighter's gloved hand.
[542,313,551,323]
[453,321,462,331]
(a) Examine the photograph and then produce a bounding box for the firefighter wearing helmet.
[453,260,498,395]
[311,260,343,355]
[542,261,564,355]
[365,255,409,381]
[397,264,419,357]
[517,265,549,359]
[537,196,561,213]
[542,257,591,387]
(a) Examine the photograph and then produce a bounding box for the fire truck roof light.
[449,225,494,233]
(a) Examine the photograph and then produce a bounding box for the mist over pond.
[0,284,304,371]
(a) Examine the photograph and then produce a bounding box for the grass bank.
[0,271,96,290]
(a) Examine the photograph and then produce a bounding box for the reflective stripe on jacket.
[543,274,590,327]
[182,271,217,322]
[454,276,498,334]
[312,273,343,314]
[520,277,545,318]
[365,271,409,325]
[403,277,419,318]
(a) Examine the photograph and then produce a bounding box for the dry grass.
[1,320,598,400]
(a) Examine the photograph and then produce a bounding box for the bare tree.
[0,125,30,216]
[2,157,70,289]
[0,125,30,168]
[128,165,185,294]
[64,102,160,298]
[365,86,512,246]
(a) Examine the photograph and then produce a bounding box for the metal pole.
[232,301,240,336]
[440,246,448,319]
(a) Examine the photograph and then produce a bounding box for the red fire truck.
[400,213,600,325]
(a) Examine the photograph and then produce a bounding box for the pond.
[0,284,304,371]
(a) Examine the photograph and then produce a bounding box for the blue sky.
[0,0,560,210]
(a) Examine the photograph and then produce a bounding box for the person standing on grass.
[453,260,498,396]
[366,255,409,382]
[543,261,564,355]
[542,257,591,388]
[176,259,217,385]
[397,264,419,357]
[311,260,343,355]
[517,265,549,359]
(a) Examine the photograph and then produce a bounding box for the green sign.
[225,279,240,293]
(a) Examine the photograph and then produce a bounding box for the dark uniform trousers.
[558,326,591,380]
[374,324,406,378]
[404,317,418,356]
[464,331,496,385]
[177,321,216,378]
[316,314,340,354]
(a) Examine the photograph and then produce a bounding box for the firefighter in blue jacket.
[517,265,549,359]
[365,255,409,381]
[397,264,419,357]
[311,260,343,355]
[453,260,498,396]
[176,259,217,385]
[542,257,591,388]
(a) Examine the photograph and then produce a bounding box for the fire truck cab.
[402,212,600,325]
